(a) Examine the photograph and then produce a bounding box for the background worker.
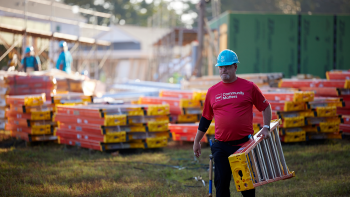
[2,51,18,71]
[21,46,41,73]
[193,49,272,197]
[56,41,73,74]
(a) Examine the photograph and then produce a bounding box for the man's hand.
[193,141,201,158]
[259,127,270,139]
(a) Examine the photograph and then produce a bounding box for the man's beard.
[220,73,230,80]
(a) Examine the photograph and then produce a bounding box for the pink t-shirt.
[202,77,269,142]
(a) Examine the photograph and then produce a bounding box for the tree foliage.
[63,0,350,27]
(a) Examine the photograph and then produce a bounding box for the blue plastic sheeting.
[122,80,181,90]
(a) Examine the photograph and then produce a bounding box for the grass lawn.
[0,139,350,197]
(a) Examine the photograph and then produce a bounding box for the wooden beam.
[98,48,111,69]
[37,42,50,56]
[69,42,79,54]
[79,45,96,68]
[0,23,110,46]
[28,0,112,18]
[128,59,135,79]
[0,38,22,62]
[0,6,110,31]
[207,36,213,76]
[40,51,54,64]
[0,32,21,59]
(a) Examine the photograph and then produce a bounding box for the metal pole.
[22,0,28,59]
[216,0,221,52]
[208,139,213,197]
[49,0,54,70]
[196,0,205,77]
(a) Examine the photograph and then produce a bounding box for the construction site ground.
[0,139,350,197]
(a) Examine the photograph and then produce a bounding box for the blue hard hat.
[59,41,67,48]
[25,46,33,54]
[215,49,240,67]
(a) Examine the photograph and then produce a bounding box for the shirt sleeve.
[56,54,61,69]
[21,58,24,65]
[35,56,41,65]
[252,83,270,112]
[202,89,214,120]
[68,52,73,63]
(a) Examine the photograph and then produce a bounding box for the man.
[21,46,41,73]
[56,41,73,74]
[193,49,272,197]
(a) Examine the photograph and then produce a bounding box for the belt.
[214,135,251,146]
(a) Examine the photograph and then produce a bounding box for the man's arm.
[193,129,206,158]
[35,56,42,71]
[260,104,272,138]
[193,116,212,158]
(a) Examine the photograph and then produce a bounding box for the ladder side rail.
[273,127,289,175]
[260,140,274,179]
[263,139,276,179]
[270,130,283,177]
[256,144,268,181]
[250,148,262,182]
[267,135,282,177]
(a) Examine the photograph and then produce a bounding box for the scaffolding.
[0,0,111,79]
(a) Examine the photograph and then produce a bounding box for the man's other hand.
[259,127,270,139]
[193,141,201,158]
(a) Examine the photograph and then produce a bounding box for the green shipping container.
[262,14,298,77]
[337,15,350,70]
[300,15,334,78]
[209,12,298,77]
[209,13,349,78]
[228,14,266,74]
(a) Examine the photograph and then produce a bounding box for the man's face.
[218,64,237,81]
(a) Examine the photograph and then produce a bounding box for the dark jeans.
[211,141,255,197]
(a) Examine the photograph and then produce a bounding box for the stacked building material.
[341,115,350,135]
[182,73,283,90]
[0,74,8,134]
[139,90,207,143]
[54,104,169,151]
[56,78,84,93]
[169,123,213,143]
[253,90,313,142]
[150,90,261,143]
[325,71,350,135]
[51,92,93,105]
[169,122,261,143]
[140,90,206,124]
[5,74,56,101]
[277,76,348,141]
[5,94,57,142]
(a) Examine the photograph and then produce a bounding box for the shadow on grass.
[1,139,350,196]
